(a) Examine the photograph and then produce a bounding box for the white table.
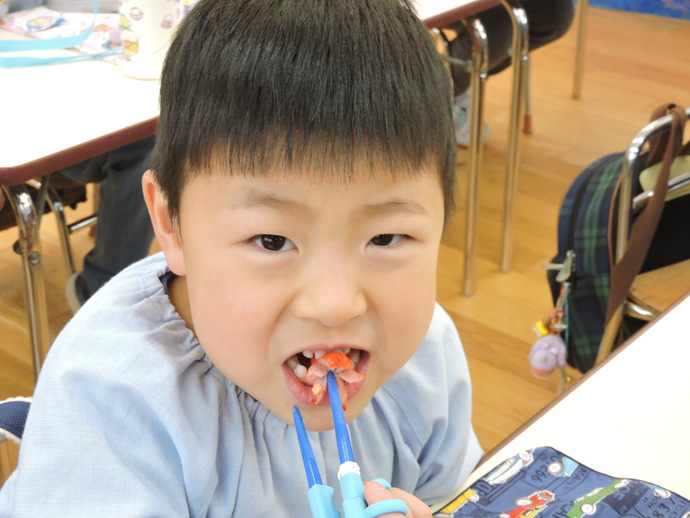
[461,292,690,498]
[1,29,160,378]
[0,30,159,182]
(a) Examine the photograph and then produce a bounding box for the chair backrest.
[613,106,690,263]
[0,397,31,486]
[596,106,690,365]
[607,105,690,315]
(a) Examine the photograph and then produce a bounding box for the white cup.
[119,0,175,80]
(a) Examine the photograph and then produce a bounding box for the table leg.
[499,0,528,273]
[2,185,49,380]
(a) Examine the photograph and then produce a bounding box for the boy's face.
[150,163,445,430]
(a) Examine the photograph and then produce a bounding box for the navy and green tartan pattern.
[551,153,628,373]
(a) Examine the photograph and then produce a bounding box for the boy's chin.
[297,406,339,432]
[269,391,372,432]
[289,390,373,432]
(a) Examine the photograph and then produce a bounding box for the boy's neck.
[168,275,195,334]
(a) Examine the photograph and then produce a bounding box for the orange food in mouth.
[293,351,366,409]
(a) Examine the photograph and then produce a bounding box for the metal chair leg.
[460,17,489,296]
[573,0,589,99]
[2,185,50,380]
[523,54,533,134]
[430,21,488,296]
[500,0,529,273]
[26,178,78,276]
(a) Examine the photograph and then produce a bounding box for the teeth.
[294,364,307,378]
[294,348,362,369]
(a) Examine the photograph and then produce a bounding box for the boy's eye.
[251,234,295,251]
[370,234,404,247]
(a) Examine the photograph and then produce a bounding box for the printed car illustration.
[567,479,630,518]
[644,483,671,498]
[436,489,480,517]
[485,450,535,485]
[500,490,555,518]
[548,456,579,477]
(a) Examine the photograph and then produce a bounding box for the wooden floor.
[2,7,690,458]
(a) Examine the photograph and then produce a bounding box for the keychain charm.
[529,281,571,390]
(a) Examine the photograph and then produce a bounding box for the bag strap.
[605,103,687,324]
[646,104,685,165]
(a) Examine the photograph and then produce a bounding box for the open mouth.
[286,348,367,409]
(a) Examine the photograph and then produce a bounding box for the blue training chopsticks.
[292,371,409,518]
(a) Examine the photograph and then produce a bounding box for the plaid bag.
[546,153,634,373]
[547,104,690,373]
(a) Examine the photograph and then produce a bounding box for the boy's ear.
[142,170,186,276]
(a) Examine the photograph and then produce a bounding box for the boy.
[0,0,482,516]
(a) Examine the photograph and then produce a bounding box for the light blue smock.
[0,252,482,517]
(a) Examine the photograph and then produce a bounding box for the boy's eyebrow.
[233,191,308,212]
[361,198,430,217]
[233,190,429,216]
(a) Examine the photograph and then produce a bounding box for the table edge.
[421,0,502,28]
[475,290,690,469]
[0,117,158,186]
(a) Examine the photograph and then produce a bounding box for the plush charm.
[528,334,567,378]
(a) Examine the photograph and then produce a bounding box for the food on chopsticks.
[292,350,365,409]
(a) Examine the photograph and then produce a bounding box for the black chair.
[0,397,31,485]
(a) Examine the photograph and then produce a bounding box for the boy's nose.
[293,262,367,328]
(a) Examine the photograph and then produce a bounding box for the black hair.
[151,0,456,223]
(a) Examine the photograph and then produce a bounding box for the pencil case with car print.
[434,447,689,518]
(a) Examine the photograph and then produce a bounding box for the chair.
[1,175,97,380]
[433,0,587,293]
[430,0,529,295]
[596,106,690,365]
[572,0,589,100]
[496,0,590,279]
[522,0,589,133]
[0,397,31,486]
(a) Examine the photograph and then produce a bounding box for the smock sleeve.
[0,277,225,517]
